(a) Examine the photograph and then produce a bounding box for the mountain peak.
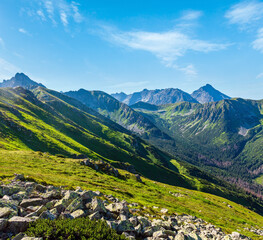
[191,84,230,104]
[0,73,46,89]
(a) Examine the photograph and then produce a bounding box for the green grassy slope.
[132,99,263,188]
[0,87,262,214]
[0,150,263,239]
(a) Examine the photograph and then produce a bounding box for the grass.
[0,150,263,239]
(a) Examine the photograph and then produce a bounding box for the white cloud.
[19,28,27,34]
[37,10,46,21]
[0,58,20,80]
[99,25,228,75]
[256,72,263,79]
[40,0,83,26]
[0,38,4,49]
[181,10,203,21]
[225,1,263,27]
[252,28,263,52]
[60,11,68,26]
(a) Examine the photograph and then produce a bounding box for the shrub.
[25,218,127,240]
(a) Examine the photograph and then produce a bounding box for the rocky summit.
[0,175,260,240]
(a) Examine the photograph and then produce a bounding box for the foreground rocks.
[0,175,261,239]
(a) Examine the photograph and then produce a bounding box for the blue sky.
[1,0,263,99]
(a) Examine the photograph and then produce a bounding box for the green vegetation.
[1,150,263,239]
[26,218,126,240]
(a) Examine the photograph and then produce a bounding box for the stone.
[174,232,188,240]
[91,197,106,213]
[12,232,25,240]
[80,190,96,200]
[106,202,129,214]
[106,220,118,230]
[160,208,168,214]
[89,211,101,220]
[143,227,154,237]
[22,237,43,240]
[137,216,151,228]
[14,174,25,181]
[0,207,12,218]
[54,191,79,210]
[66,197,83,212]
[8,216,33,233]
[71,209,85,219]
[153,230,168,238]
[20,198,43,208]
[117,220,135,233]
[39,211,56,220]
[41,190,61,199]
[35,184,46,192]
[12,192,27,201]
[0,218,8,231]
[129,216,138,226]
[135,174,142,183]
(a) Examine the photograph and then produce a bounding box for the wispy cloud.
[0,37,5,49]
[19,28,28,34]
[181,10,203,21]
[0,58,20,80]
[99,25,228,76]
[252,28,263,52]
[225,1,263,28]
[36,9,46,21]
[256,71,263,79]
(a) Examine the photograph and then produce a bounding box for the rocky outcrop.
[0,175,260,239]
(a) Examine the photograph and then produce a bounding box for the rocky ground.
[0,174,261,240]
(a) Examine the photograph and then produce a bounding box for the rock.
[35,184,46,192]
[129,216,138,226]
[80,190,96,200]
[12,232,26,240]
[138,216,151,228]
[143,227,154,237]
[89,211,101,220]
[8,216,33,233]
[12,192,27,201]
[189,232,201,240]
[71,209,85,219]
[0,207,12,218]
[41,190,61,199]
[135,174,142,183]
[59,212,73,219]
[39,211,56,220]
[54,191,79,210]
[160,208,168,214]
[91,198,106,213]
[0,218,8,231]
[14,174,25,181]
[66,197,83,212]
[119,214,128,221]
[22,237,43,240]
[117,220,135,233]
[20,198,43,208]
[106,202,129,214]
[153,230,169,238]
[106,220,118,230]
[122,232,136,239]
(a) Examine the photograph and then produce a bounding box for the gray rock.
[0,218,8,231]
[0,207,12,218]
[106,220,118,230]
[129,216,138,226]
[117,220,135,233]
[91,198,106,213]
[66,197,83,212]
[138,216,151,228]
[20,198,43,208]
[106,202,129,214]
[89,211,101,220]
[8,216,33,233]
[39,211,56,220]
[174,232,188,240]
[80,190,96,200]
[71,209,85,219]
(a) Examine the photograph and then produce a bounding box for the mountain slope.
[132,99,263,195]
[0,86,262,214]
[112,88,198,105]
[0,73,45,89]
[64,89,172,140]
[191,84,231,103]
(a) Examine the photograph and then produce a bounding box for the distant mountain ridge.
[191,84,231,103]
[112,85,231,105]
[0,73,46,89]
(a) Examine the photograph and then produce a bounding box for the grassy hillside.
[0,150,263,239]
[0,87,262,214]
[132,99,263,192]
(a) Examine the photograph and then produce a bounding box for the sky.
[1,0,263,99]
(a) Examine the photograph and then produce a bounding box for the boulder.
[39,211,56,220]
[66,197,83,212]
[89,211,101,220]
[174,232,188,240]
[117,220,135,233]
[20,198,43,208]
[0,218,8,231]
[80,190,96,200]
[91,198,106,213]
[106,202,129,214]
[0,207,13,218]
[8,216,33,233]
[71,209,85,219]
[129,216,138,226]
[137,216,151,228]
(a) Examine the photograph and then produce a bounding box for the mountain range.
[112,84,231,105]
